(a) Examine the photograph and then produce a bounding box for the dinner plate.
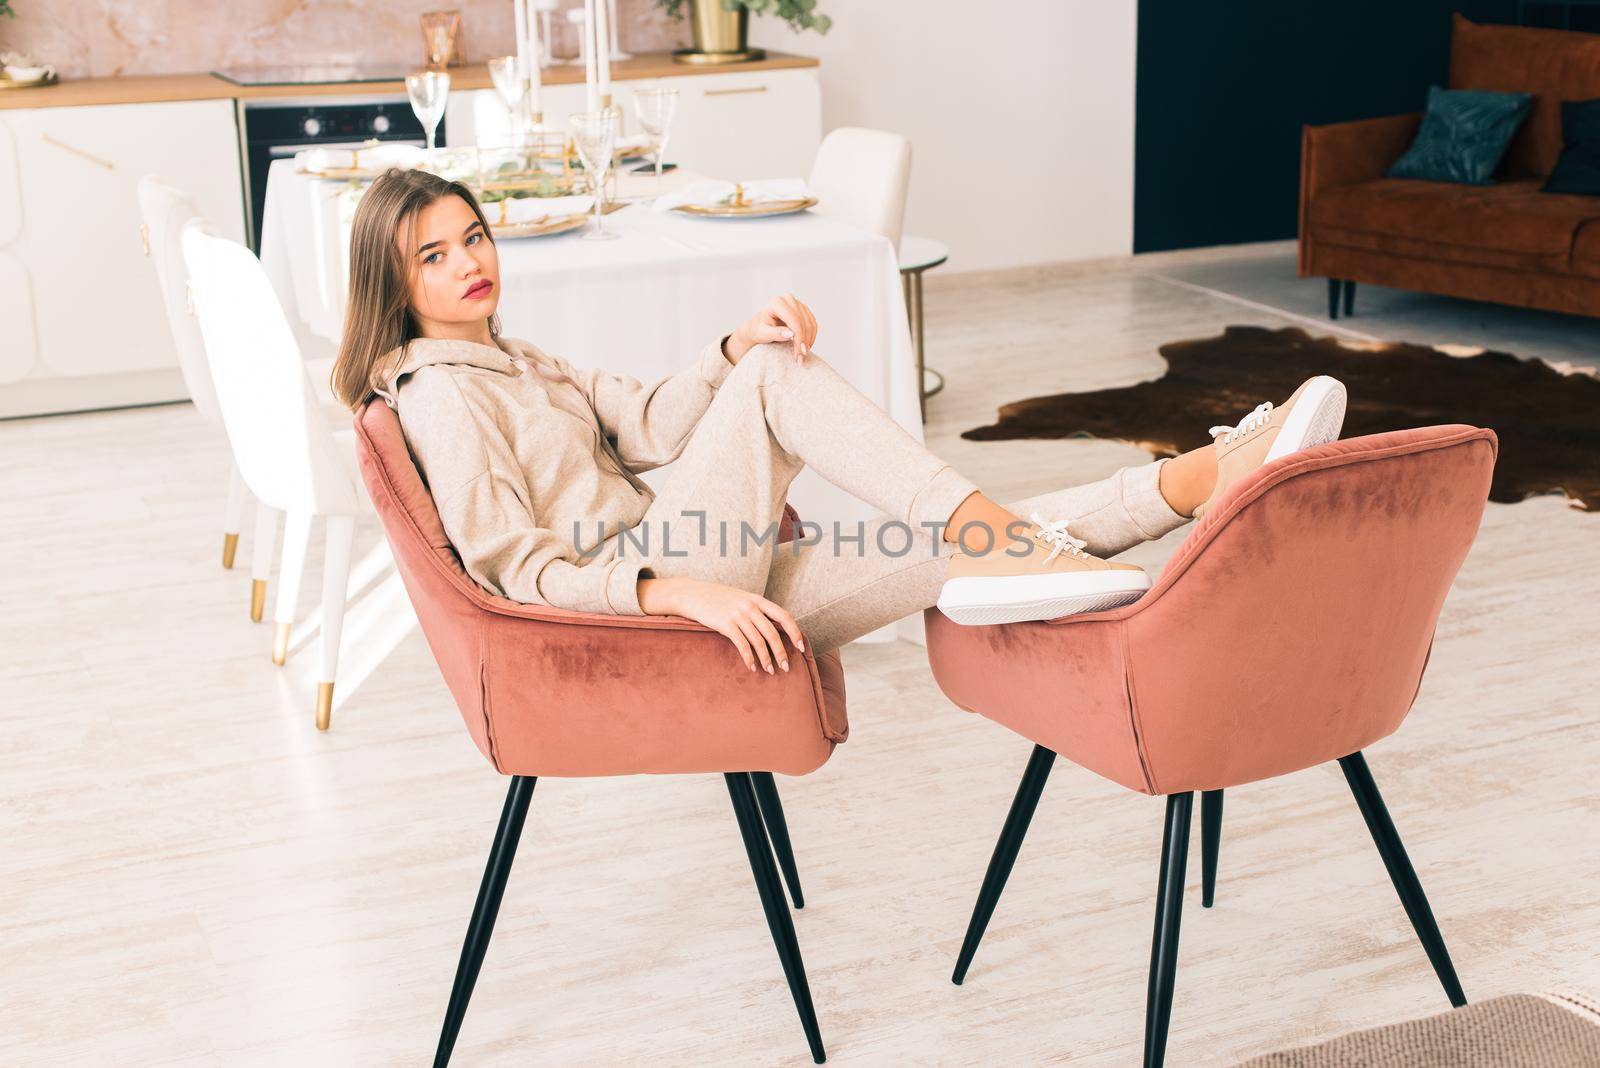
[295,166,390,181]
[671,196,818,219]
[491,213,589,239]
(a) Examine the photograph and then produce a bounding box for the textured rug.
[1236,991,1600,1067]
[963,326,1600,511]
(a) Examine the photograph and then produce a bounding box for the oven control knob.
[372,114,392,134]
[302,116,322,138]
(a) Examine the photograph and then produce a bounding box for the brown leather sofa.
[1300,15,1600,320]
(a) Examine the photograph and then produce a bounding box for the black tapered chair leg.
[1342,279,1357,317]
[1145,792,1193,1068]
[435,775,536,1068]
[727,772,826,1064]
[751,771,805,910]
[1339,752,1467,1008]
[1327,278,1342,319]
[952,744,1057,985]
[1200,790,1223,909]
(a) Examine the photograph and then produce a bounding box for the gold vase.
[675,0,765,64]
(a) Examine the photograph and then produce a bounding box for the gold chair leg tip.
[271,623,291,666]
[315,682,334,731]
[222,533,239,569]
[250,579,267,622]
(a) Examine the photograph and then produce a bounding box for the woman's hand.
[637,576,806,674]
[724,292,819,365]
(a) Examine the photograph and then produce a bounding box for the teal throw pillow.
[1387,86,1533,186]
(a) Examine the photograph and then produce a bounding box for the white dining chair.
[138,175,347,624]
[807,127,913,248]
[181,218,371,731]
[137,177,254,575]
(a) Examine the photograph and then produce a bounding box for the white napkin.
[498,194,594,225]
[652,178,811,213]
[296,143,424,173]
[615,133,653,156]
[358,143,426,169]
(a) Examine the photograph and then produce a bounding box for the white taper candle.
[593,0,611,104]
[512,0,528,79]
[583,0,599,112]
[524,0,542,119]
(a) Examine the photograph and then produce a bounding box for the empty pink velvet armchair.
[351,398,846,1066]
[924,425,1497,1068]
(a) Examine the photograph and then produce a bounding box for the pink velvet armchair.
[352,398,846,1065]
[925,424,1497,1068]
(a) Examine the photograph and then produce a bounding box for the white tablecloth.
[259,158,925,640]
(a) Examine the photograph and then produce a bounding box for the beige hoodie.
[375,333,735,616]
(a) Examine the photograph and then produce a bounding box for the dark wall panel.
[1133,2,1523,253]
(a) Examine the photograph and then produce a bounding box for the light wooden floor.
[3,250,1597,1066]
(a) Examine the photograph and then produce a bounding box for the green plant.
[655,0,832,35]
[0,1,15,19]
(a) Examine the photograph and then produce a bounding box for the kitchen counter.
[0,50,819,110]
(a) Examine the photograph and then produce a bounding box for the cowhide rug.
[963,325,1600,511]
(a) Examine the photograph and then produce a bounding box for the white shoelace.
[1029,512,1089,563]
[1209,400,1274,445]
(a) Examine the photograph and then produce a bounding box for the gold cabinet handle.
[704,85,768,97]
[41,132,116,171]
[186,281,196,317]
[140,222,150,257]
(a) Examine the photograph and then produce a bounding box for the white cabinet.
[656,68,821,180]
[0,99,245,418]
[445,66,821,182]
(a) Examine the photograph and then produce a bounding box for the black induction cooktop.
[213,64,414,87]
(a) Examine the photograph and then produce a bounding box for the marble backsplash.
[0,1,691,79]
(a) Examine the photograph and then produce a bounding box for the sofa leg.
[1339,752,1467,1008]
[1145,792,1194,1068]
[1343,279,1357,318]
[952,744,1057,985]
[435,775,536,1068]
[1327,278,1342,320]
[1200,789,1223,908]
[752,771,805,910]
[727,772,827,1063]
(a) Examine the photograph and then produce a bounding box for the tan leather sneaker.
[936,512,1151,626]
[1190,375,1348,520]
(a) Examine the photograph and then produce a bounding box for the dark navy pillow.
[1387,86,1532,186]
[1542,97,1600,196]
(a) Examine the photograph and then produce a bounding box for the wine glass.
[570,107,621,241]
[632,87,678,198]
[406,70,451,166]
[486,56,526,147]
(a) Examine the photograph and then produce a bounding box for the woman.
[331,169,1347,674]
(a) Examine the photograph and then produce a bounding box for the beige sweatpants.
[625,342,1191,654]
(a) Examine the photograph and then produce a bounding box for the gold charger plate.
[0,71,59,90]
[671,196,817,219]
[491,213,589,239]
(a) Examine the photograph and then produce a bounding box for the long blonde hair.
[330,168,500,411]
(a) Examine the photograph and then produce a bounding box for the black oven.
[237,98,442,251]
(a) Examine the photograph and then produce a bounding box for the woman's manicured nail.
[765,663,773,674]
[781,660,789,671]
[781,329,793,338]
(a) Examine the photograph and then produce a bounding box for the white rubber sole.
[936,568,1153,626]
[1266,376,1348,462]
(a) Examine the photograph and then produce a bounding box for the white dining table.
[259,157,926,642]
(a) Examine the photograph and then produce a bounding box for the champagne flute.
[632,87,678,198]
[571,107,621,241]
[486,56,525,147]
[406,70,451,167]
